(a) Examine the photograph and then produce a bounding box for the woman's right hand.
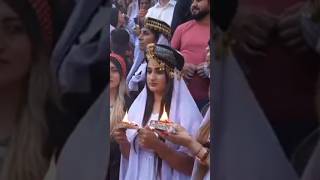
[111,127,129,146]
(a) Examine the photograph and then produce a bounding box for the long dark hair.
[143,61,174,179]
[142,66,173,126]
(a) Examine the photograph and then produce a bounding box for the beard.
[191,9,209,20]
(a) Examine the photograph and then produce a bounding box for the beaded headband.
[145,43,184,79]
[144,17,172,40]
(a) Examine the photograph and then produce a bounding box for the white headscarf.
[120,75,203,180]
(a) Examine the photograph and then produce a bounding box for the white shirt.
[127,0,139,20]
[145,0,176,25]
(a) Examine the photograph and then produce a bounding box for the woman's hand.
[156,124,194,148]
[111,126,129,146]
[196,62,209,78]
[138,126,161,150]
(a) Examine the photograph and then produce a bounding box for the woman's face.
[138,27,156,50]
[0,1,32,88]
[110,61,121,90]
[147,59,167,95]
[118,11,127,27]
[139,0,151,10]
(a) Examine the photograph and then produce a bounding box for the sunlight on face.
[147,59,167,95]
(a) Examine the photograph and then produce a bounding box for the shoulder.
[175,20,196,32]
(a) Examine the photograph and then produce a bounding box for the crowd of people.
[109,0,211,179]
[0,0,211,179]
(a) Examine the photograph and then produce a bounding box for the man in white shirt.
[145,0,176,25]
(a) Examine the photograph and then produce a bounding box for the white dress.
[120,77,203,180]
[122,113,160,180]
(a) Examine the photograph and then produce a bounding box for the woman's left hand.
[156,124,194,148]
[138,126,161,150]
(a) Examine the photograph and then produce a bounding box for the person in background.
[111,7,128,29]
[0,0,58,179]
[145,0,176,25]
[171,0,211,110]
[170,0,192,34]
[108,53,130,180]
[126,17,171,95]
[111,29,133,70]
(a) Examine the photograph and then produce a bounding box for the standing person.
[111,29,133,69]
[113,44,202,180]
[133,0,152,27]
[111,7,128,29]
[127,17,171,93]
[0,0,57,179]
[170,0,192,34]
[145,0,176,25]
[171,0,211,110]
[108,53,130,180]
[128,0,152,68]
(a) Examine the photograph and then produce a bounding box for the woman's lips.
[149,82,158,87]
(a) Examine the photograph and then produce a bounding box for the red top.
[171,20,210,101]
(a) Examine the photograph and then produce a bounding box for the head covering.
[120,44,202,180]
[145,43,184,78]
[4,0,54,47]
[126,20,173,92]
[28,0,54,47]
[144,17,172,40]
[110,52,127,77]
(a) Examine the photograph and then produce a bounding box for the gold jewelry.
[144,17,171,39]
[146,43,183,79]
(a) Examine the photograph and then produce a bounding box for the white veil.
[120,76,203,180]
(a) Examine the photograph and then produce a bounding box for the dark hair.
[142,65,173,126]
[212,0,238,31]
[111,29,130,56]
[138,0,151,9]
[110,7,119,27]
[142,63,174,179]
[148,29,161,43]
[110,56,127,78]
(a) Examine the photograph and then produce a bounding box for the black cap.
[146,44,184,72]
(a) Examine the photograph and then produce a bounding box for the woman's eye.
[147,69,152,74]
[155,68,165,74]
[5,22,25,35]
[110,68,118,73]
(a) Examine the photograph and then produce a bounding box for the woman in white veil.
[113,44,203,180]
[126,17,171,93]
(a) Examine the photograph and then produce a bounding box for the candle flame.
[160,107,169,122]
[122,112,129,123]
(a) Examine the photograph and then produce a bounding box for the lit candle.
[160,107,169,122]
[121,111,138,128]
[122,111,129,123]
